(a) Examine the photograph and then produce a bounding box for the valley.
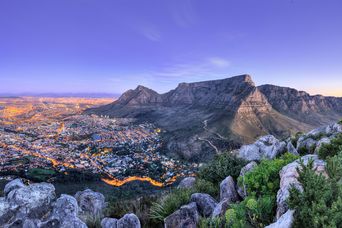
[0,97,197,191]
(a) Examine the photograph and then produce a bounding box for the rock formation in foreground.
[86,75,342,161]
[0,180,141,228]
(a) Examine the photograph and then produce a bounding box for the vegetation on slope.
[289,140,342,227]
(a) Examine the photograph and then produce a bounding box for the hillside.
[86,75,342,161]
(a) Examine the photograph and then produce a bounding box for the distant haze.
[0,0,341,96]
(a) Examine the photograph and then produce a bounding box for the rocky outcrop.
[190,193,217,217]
[0,179,88,228]
[276,155,327,219]
[211,199,230,218]
[177,177,196,189]
[237,161,258,198]
[219,176,239,202]
[265,210,294,228]
[238,135,286,161]
[75,189,106,222]
[0,179,141,228]
[286,140,299,156]
[117,213,141,228]
[101,214,141,228]
[101,218,118,228]
[164,202,199,228]
[3,178,26,196]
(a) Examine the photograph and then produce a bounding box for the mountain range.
[86,75,342,161]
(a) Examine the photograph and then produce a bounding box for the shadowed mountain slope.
[86,75,342,161]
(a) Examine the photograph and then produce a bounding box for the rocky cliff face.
[86,75,342,161]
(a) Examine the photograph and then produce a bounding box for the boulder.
[286,141,299,156]
[219,176,239,202]
[265,210,294,228]
[296,137,317,153]
[211,199,230,218]
[4,179,26,196]
[276,155,326,219]
[75,189,106,220]
[178,177,196,189]
[101,217,118,228]
[52,194,79,218]
[237,161,257,198]
[0,197,14,224]
[325,123,342,136]
[164,202,199,228]
[117,213,141,228]
[314,137,331,154]
[190,193,217,217]
[238,135,286,161]
[7,182,56,219]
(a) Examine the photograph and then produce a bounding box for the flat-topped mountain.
[86,75,342,161]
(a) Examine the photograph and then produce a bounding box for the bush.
[230,153,298,227]
[199,217,225,228]
[240,153,298,197]
[288,156,342,228]
[338,119,342,125]
[318,133,342,159]
[198,152,247,185]
[194,178,219,198]
[106,195,161,228]
[149,188,193,223]
[225,204,247,228]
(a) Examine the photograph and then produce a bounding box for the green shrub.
[199,217,225,228]
[240,153,298,197]
[194,178,219,198]
[318,133,342,159]
[338,119,342,125]
[149,188,193,223]
[106,195,161,227]
[198,152,247,185]
[231,153,298,227]
[288,157,342,228]
[225,204,247,228]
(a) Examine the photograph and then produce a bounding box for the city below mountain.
[87,74,342,161]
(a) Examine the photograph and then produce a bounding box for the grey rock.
[314,137,331,154]
[211,199,230,218]
[276,155,326,219]
[52,194,79,218]
[7,183,56,219]
[237,161,258,198]
[0,197,14,224]
[59,215,87,228]
[117,213,141,228]
[178,177,196,189]
[296,137,317,153]
[37,218,60,228]
[286,141,299,156]
[101,217,118,228]
[238,135,286,161]
[325,123,342,136]
[190,193,217,217]
[23,219,39,228]
[4,179,26,196]
[220,176,239,202]
[265,210,294,228]
[75,189,106,220]
[164,202,199,228]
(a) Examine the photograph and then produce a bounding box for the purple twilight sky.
[0,0,342,96]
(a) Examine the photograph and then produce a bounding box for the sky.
[0,0,342,96]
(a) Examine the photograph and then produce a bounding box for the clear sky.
[0,0,342,96]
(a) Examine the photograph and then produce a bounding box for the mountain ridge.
[86,75,342,161]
